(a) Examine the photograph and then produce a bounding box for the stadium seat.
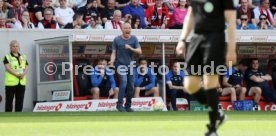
[219,96,230,101]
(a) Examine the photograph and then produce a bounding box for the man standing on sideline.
[176,0,237,136]
[3,40,28,112]
[109,22,142,112]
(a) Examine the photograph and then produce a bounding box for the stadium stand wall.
[0,30,275,112]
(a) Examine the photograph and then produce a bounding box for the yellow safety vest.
[4,54,27,86]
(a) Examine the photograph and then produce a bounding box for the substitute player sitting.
[221,60,247,103]
[166,62,186,111]
[90,59,118,99]
[134,58,159,98]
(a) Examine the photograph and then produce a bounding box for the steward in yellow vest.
[3,40,28,112]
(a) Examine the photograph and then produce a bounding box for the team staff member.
[176,0,237,135]
[221,60,247,103]
[245,58,276,103]
[166,62,185,111]
[3,40,28,112]
[90,59,119,99]
[134,58,159,98]
[109,22,142,112]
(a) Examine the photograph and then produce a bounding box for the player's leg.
[145,87,159,97]
[236,87,246,100]
[91,87,100,99]
[170,89,178,111]
[134,87,141,98]
[221,87,236,103]
[113,87,119,99]
[203,74,222,131]
[248,87,262,105]
[184,76,206,104]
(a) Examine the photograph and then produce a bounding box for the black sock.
[206,88,219,131]
[192,88,207,104]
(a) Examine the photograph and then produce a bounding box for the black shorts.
[139,88,153,97]
[99,84,111,97]
[185,32,226,75]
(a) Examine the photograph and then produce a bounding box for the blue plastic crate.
[233,100,254,111]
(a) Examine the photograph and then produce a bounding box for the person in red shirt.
[145,0,169,29]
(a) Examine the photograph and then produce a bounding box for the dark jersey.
[224,67,244,86]
[245,69,269,88]
[166,70,185,86]
[190,0,236,33]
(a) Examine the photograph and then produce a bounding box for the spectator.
[163,0,178,11]
[5,0,28,9]
[101,0,117,24]
[90,59,118,99]
[140,0,155,9]
[0,0,9,19]
[115,0,129,9]
[77,0,99,23]
[221,60,248,103]
[34,0,55,22]
[55,0,74,27]
[28,0,42,12]
[271,0,276,15]
[51,0,60,8]
[37,8,60,29]
[63,12,83,28]
[134,58,159,98]
[69,0,87,9]
[7,0,28,28]
[253,0,274,25]
[245,58,276,105]
[85,16,103,29]
[252,0,261,8]
[96,0,107,10]
[237,0,256,26]
[123,0,147,28]
[21,11,36,28]
[108,22,142,112]
[130,14,140,29]
[0,15,12,28]
[166,62,185,111]
[237,14,256,30]
[104,9,122,29]
[3,40,29,112]
[145,0,169,29]
[257,13,274,29]
[170,0,188,29]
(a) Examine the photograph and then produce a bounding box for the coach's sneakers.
[125,107,134,112]
[205,125,218,136]
[215,110,227,129]
[116,105,126,112]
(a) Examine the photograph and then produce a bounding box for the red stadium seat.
[219,96,230,101]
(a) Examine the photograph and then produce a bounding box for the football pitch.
[0,111,276,136]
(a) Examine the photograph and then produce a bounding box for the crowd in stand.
[0,0,276,29]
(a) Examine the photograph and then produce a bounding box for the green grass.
[0,111,276,136]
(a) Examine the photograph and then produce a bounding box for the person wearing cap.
[3,40,28,112]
